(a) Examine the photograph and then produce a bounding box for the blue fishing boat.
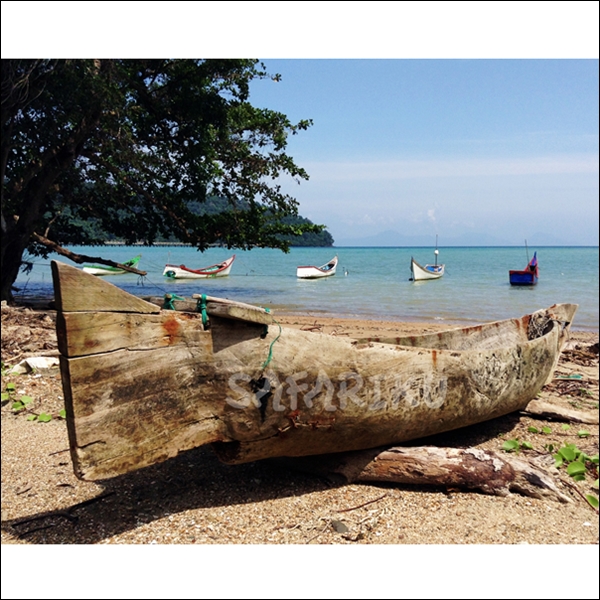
[509,251,538,286]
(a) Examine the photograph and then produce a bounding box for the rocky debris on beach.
[1,303,58,364]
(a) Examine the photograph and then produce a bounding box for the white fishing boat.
[410,257,445,281]
[163,255,235,279]
[410,237,444,281]
[296,256,338,279]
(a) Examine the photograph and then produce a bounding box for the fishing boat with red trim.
[163,254,235,279]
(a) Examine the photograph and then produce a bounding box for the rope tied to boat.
[196,294,209,327]
[261,307,271,338]
[261,310,281,370]
[163,293,185,310]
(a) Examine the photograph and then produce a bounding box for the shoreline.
[273,309,599,335]
[7,296,600,334]
[273,312,599,345]
[11,247,600,333]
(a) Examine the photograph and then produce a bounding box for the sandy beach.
[0,303,598,597]
[1,302,597,543]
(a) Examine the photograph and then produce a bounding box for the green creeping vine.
[501,427,599,508]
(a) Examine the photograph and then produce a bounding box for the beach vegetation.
[502,436,599,508]
[526,425,552,434]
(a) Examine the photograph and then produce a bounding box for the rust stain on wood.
[519,317,527,333]
[162,316,181,344]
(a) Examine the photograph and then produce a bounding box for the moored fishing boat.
[51,260,576,481]
[296,256,338,279]
[509,251,539,286]
[410,236,444,281]
[410,257,445,281]
[82,254,141,276]
[163,254,235,279]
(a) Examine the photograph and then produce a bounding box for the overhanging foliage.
[1,59,323,300]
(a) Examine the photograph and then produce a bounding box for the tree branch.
[524,399,599,424]
[31,232,147,276]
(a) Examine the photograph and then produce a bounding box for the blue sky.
[247,58,599,246]
[3,2,599,247]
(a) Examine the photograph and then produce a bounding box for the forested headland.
[71,195,334,247]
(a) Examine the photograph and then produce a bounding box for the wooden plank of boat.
[51,260,577,481]
[142,294,273,326]
[82,254,142,276]
[163,254,235,279]
[410,257,445,281]
[52,261,160,314]
[296,256,338,279]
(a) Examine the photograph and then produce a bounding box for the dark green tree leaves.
[1,59,324,301]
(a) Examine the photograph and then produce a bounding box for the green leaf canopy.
[1,59,324,301]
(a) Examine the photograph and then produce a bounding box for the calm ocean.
[14,245,599,332]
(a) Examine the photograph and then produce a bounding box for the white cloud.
[303,154,599,182]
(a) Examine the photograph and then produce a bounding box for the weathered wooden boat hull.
[51,261,576,481]
[163,255,235,279]
[296,256,338,279]
[410,257,445,281]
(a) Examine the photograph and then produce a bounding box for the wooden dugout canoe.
[51,260,577,481]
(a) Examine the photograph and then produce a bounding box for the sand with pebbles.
[2,304,598,597]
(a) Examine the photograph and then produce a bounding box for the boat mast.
[434,234,439,266]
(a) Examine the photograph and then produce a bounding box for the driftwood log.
[523,399,599,424]
[280,445,572,503]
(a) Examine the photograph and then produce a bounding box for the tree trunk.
[0,227,34,302]
[1,94,104,303]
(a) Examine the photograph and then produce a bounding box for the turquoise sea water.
[14,245,599,332]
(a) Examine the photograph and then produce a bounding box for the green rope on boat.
[196,294,208,327]
[163,293,185,310]
[261,317,281,369]
[261,307,271,338]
